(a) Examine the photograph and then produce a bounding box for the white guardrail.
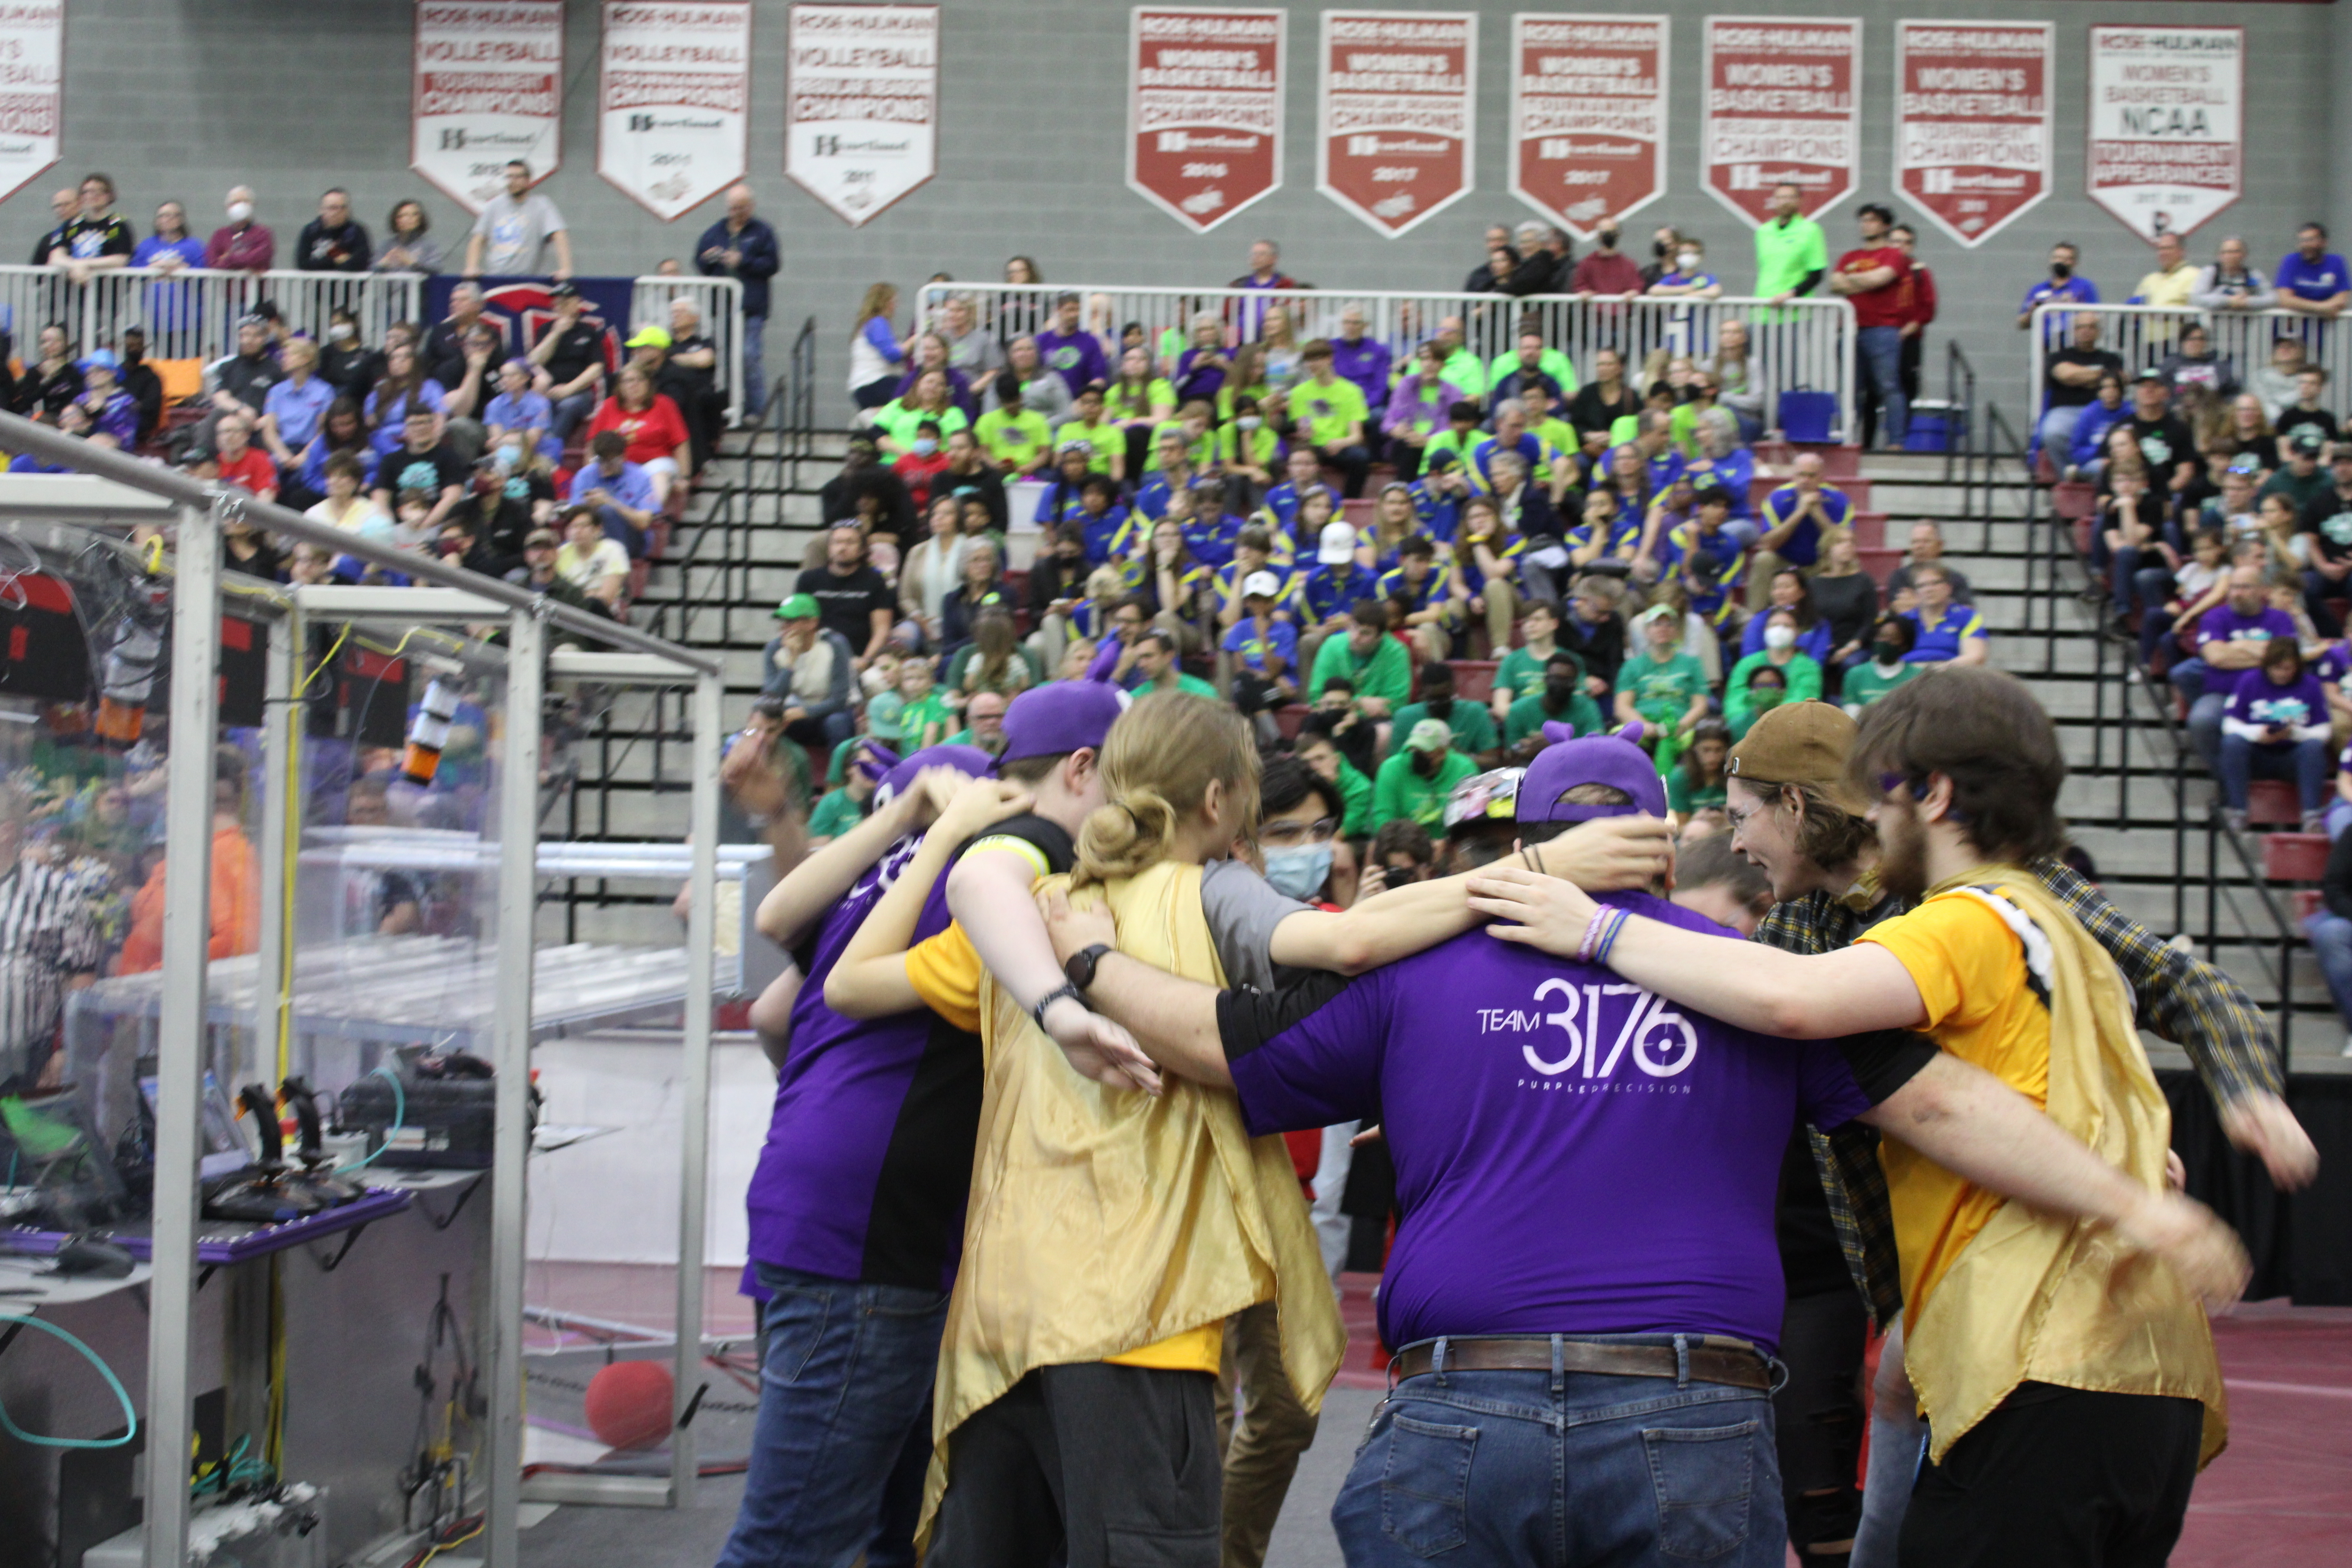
[2027,301,2348,426]
[922,281,1857,443]
[0,265,745,417]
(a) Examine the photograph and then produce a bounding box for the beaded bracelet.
[1574,904,1617,965]
[1594,907,1632,965]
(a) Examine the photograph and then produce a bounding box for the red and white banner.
[785,4,939,227]
[598,2,751,222]
[0,4,61,209]
[1129,7,1287,233]
[1508,14,1667,242]
[1701,15,1860,227]
[1316,11,1474,237]
[412,1,565,215]
[2087,24,2242,243]
[1895,22,2051,249]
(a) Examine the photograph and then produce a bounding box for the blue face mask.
[1262,842,1334,902]
[912,437,939,456]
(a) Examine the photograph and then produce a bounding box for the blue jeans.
[2218,733,2330,812]
[742,314,767,417]
[1857,327,1907,448]
[1333,1344,1786,1568]
[2303,911,2352,1031]
[713,1262,950,1568]
[2035,402,2085,459]
[2169,659,2227,775]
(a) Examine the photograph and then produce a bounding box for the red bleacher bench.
[1274,703,1309,740]
[1858,545,1902,583]
[2247,780,2304,827]
[2263,833,2330,882]
[2295,888,2327,922]
[1443,660,1497,704]
[2053,481,2096,523]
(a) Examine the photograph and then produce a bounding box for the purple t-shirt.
[744,815,1075,1293]
[1032,328,1109,398]
[2222,667,2328,739]
[2196,603,2298,655]
[1217,891,1868,1353]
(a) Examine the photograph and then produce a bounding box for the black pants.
[1774,1288,1867,1564]
[927,1362,1222,1568]
[1898,1383,2203,1568]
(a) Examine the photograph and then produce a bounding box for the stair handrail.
[1941,339,1979,492]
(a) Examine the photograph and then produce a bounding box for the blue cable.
[334,1064,404,1176]
[0,1313,138,1449]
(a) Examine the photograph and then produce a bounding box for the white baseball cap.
[1317,520,1356,564]
[1242,570,1282,599]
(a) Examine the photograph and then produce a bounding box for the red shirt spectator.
[205,188,274,273]
[1571,236,1644,298]
[216,442,279,503]
[1835,239,1912,330]
[894,448,950,513]
[586,390,691,469]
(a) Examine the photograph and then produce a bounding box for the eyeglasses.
[1259,816,1337,848]
[1878,771,1924,801]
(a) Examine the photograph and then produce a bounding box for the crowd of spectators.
[0,165,793,623]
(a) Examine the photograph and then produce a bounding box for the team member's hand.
[1040,883,1117,964]
[1466,863,1603,955]
[2216,1090,2319,1189]
[2109,1189,2250,1313]
[1043,1000,1161,1097]
[928,773,1032,840]
[1531,815,1675,894]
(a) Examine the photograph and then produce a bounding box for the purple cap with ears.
[1517,723,1669,823]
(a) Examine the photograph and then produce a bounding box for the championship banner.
[1129,7,1287,233]
[1701,15,1860,227]
[1316,10,1474,238]
[1896,22,2051,249]
[2087,24,2241,243]
[1508,13,1666,242]
[599,2,752,222]
[786,4,940,227]
[412,0,565,215]
[0,4,61,209]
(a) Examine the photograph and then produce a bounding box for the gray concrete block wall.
[22,2,2338,424]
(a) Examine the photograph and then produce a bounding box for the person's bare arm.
[1863,1052,2249,1307]
[755,768,934,949]
[462,231,485,277]
[550,229,574,280]
[1043,887,1225,1086]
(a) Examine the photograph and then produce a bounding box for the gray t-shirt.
[471,192,566,275]
[1198,857,1309,994]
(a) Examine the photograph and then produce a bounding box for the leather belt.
[1389,1336,1772,1392]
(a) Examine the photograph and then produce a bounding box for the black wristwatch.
[1031,983,1086,1030]
[1063,943,1115,994]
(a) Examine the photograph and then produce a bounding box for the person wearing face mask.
[1647,238,1722,301]
[1842,612,1920,714]
[484,358,556,463]
[1570,217,1644,299]
[1727,608,1826,735]
[204,185,274,273]
[317,308,383,397]
[2017,241,2099,342]
[1504,648,1604,762]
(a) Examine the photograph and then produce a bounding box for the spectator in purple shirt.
[567,429,659,556]
[2219,638,2334,832]
[73,350,140,449]
[1328,305,1392,419]
[2172,564,2300,775]
[1031,290,1110,399]
[2277,223,2350,323]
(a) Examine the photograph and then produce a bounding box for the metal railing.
[770,317,819,498]
[0,264,423,363]
[1940,339,1978,488]
[2025,301,2343,424]
[922,283,1857,443]
[631,274,745,417]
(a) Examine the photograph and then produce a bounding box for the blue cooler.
[1904,401,1964,452]
[1776,388,1837,445]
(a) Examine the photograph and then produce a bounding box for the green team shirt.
[1308,632,1413,708]
[873,400,969,448]
[1053,417,1122,473]
[1425,428,1479,470]
[1725,651,1824,731]
[1294,375,1369,448]
[1105,377,1177,423]
[1145,420,1216,471]
[808,787,870,839]
[1493,645,1557,707]
[1754,214,1829,312]
[1665,768,1728,817]
[1330,757,1375,837]
[975,407,1051,471]
[1841,660,1920,713]
[1371,747,1479,830]
[897,692,955,747]
[1486,347,1580,398]
[1392,699,1497,759]
[1439,348,1488,401]
[1504,691,1605,751]
[1618,650,1710,726]
[1132,671,1221,700]
[1530,418,1581,475]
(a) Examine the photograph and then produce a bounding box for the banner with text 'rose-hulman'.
[1130,7,1287,234]
[1509,13,1667,243]
[1702,15,1860,227]
[599,2,752,222]
[786,3,940,227]
[2087,23,2241,243]
[412,0,565,215]
[1896,21,2052,249]
[1317,10,1475,238]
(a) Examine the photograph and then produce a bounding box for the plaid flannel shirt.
[1756,857,2285,1328]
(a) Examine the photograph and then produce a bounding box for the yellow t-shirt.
[900,845,1223,1377]
[1858,889,2053,1330]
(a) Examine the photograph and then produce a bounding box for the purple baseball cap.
[875,743,993,807]
[996,681,1127,767]
[1519,724,1668,824]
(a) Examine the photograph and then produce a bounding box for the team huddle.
[715,668,2299,1568]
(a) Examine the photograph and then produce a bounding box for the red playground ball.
[584,1360,674,1451]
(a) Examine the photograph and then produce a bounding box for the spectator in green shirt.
[1726,661,1789,740]
[1298,728,1375,839]
[1053,385,1123,481]
[1665,718,1732,826]
[1504,649,1606,761]
[1129,627,1220,700]
[1753,180,1828,322]
[1491,599,1564,721]
[894,657,955,751]
[1724,606,1825,731]
[1293,338,1371,498]
[1842,611,1922,714]
[1392,661,1501,768]
[1308,598,1414,723]
[808,768,875,842]
[1612,604,1711,771]
[1371,717,1478,830]
[1433,315,1486,400]
[973,370,1052,475]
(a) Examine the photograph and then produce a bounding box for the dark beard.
[1877,806,1931,904]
